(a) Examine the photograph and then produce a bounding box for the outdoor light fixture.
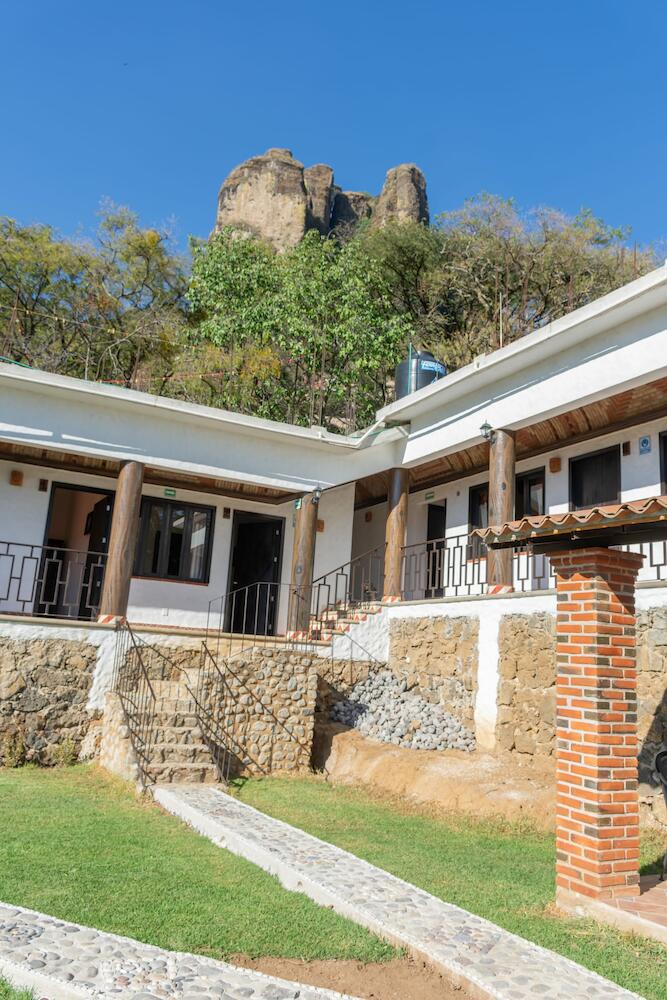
[480,421,496,444]
[313,485,322,504]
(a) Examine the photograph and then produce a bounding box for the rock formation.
[372,164,429,228]
[214,149,429,250]
[215,148,308,251]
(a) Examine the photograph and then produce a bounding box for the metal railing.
[401,533,667,599]
[112,622,159,787]
[401,533,487,600]
[0,540,107,619]
[310,543,385,618]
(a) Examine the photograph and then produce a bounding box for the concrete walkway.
[0,901,358,1000]
[155,785,645,1000]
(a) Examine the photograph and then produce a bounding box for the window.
[516,469,545,519]
[135,498,215,583]
[569,446,621,510]
[661,432,667,494]
[468,483,489,558]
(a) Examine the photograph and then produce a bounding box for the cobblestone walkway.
[155,785,645,1000]
[0,901,357,1000]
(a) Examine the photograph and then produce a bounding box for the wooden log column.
[487,428,516,592]
[287,492,319,634]
[383,467,409,601]
[98,460,144,620]
[550,547,644,906]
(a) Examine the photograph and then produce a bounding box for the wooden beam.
[287,493,319,632]
[487,429,515,589]
[383,467,409,599]
[98,461,144,619]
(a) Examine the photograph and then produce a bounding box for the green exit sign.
[164,487,176,498]
[425,491,435,500]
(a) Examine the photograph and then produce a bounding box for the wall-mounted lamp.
[480,421,496,445]
[312,485,322,504]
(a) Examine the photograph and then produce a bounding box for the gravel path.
[0,901,358,1000]
[155,785,645,1000]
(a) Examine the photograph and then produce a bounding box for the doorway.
[425,501,446,598]
[225,511,284,635]
[37,484,114,619]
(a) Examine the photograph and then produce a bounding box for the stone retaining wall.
[495,613,557,758]
[0,637,98,764]
[207,648,329,774]
[387,615,478,728]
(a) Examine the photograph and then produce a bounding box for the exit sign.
[164,487,176,498]
[425,491,435,500]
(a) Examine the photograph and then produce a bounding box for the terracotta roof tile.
[474,495,667,545]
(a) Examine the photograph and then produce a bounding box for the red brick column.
[549,547,644,905]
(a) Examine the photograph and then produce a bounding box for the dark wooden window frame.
[568,444,621,511]
[134,497,216,585]
[660,431,667,495]
[515,466,546,519]
[468,481,489,559]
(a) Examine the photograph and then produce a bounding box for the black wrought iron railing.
[310,543,385,619]
[0,540,107,619]
[401,533,487,600]
[111,622,159,787]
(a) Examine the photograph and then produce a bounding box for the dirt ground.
[313,721,556,829]
[233,954,469,999]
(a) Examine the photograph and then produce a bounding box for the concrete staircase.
[145,673,221,784]
[309,603,383,643]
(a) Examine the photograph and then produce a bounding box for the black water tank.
[395,350,447,400]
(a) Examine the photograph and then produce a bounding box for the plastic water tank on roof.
[394,350,447,400]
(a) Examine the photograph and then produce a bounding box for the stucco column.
[98,461,144,621]
[383,467,409,600]
[550,547,643,907]
[287,492,319,633]
[487,429,515,592]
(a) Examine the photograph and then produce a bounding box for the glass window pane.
[185,510,209,581]
[166,508,186,577]
[140,503,165,575]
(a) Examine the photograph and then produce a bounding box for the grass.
[0,981,32,1000]
[0,766,393,963]
[234,775,667,1000]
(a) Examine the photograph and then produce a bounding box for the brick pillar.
[550,547,644,905]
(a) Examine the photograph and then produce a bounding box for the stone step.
[153,712,200,728]
[147,761,221,784]
[152,726,204,745]
[150,742,214,764]
[155,697,198,713]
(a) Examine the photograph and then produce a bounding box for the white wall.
[0,460,358,630]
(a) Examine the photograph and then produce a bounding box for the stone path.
[155,785,645,1000]
[0,901,358,1000]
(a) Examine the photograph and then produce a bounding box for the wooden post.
[487,428,515,592]
[383,467,409,600]
[287,492,319,633]
[98,461,144,620]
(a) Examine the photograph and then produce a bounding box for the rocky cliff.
[214,149,429,249]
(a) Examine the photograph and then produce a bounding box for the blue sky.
[2,1,665,250]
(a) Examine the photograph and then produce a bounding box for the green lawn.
[235,776,667,1000]
[0,766,392,963]
[0,981,32,1000]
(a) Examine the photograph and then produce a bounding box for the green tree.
[361,197,656,369]
[187,228,412,429]
[0,205,188,386]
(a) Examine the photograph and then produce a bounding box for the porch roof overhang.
[353,374,667,508]
[474,495,667,552]
[0,440,301,504]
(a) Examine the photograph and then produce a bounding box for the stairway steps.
[147,761,221,784]
[150,742,214,764]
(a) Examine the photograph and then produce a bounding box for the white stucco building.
[2,264,667,631]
